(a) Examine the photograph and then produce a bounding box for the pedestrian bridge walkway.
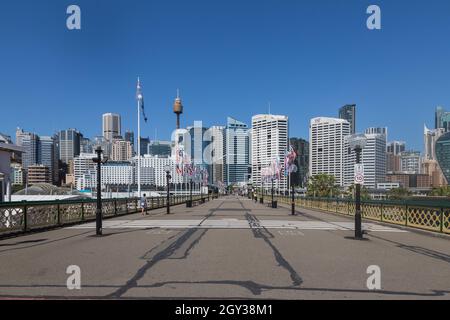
[0,196,449,299]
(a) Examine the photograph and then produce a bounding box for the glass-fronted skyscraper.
[339,104,356,134]
[59,129,81,164]
[224,117,251,186]
[436,132,450,184]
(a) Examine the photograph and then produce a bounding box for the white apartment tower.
[111,139,133,161]
[309,117,350,187]
[252,114,289,192]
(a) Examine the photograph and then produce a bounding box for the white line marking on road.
[67,219,407,233]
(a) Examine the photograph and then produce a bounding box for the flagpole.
[137,78,141,199]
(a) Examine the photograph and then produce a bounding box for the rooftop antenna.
[268,101,271,115]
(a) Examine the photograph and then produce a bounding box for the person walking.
[140,193,147,216]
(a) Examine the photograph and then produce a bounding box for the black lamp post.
[200,171,204,203]
[291,173,295,215]
[260,173,264,204]
[93,146,108,236]
[347,134,367,240]
[164,165,171,214]
[187,178,193,207]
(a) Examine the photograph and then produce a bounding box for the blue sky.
[1,0,450,151]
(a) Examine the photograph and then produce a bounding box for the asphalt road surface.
[0,195,449,299]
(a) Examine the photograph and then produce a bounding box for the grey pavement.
[0,195,449,299]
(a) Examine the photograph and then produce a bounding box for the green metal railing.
[255,194,450,235]
[0,193,217,238]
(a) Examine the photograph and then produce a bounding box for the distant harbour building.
[338,104,356,134]
[27,164,51,185]
[252,114,289,192]
[102,162,136,188]
[400,151,421,174]
[148,140,172,158]
[74,153,97,190]
[309,117,350,187]
[134,155,182,187]
[385,173,431,189]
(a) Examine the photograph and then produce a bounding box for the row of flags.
[261,145,298,182]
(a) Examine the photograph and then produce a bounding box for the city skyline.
[3,1,450,151]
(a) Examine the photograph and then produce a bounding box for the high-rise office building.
[309,117,350,187]
[15,128,29,147]
[223,117,251,186]
[436,132,450,184]
[424,125,445,160]
[366,127,388,136]
[422,125,446,187]
[289,138,309,187]
[344,128,387,189]
[386,141,405,173]
[435,106,450,132]
[102,113,121,141]
[387,141,406,155]
[124,130,135,149]
[252,114,289,191]
[208,126,225,185]
[21,133,40,170]
[339,104,356,134]
[80,137,93,154]
[40,136,55,183]
[139,137,150,156]
[59,129,81,164]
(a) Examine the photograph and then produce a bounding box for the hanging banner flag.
[136,78,148,123]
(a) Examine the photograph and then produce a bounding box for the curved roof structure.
[14,183,87,196]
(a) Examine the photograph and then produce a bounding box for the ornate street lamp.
[164,164,171,214]
[346,134,367,240]
[92,146,108,236]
